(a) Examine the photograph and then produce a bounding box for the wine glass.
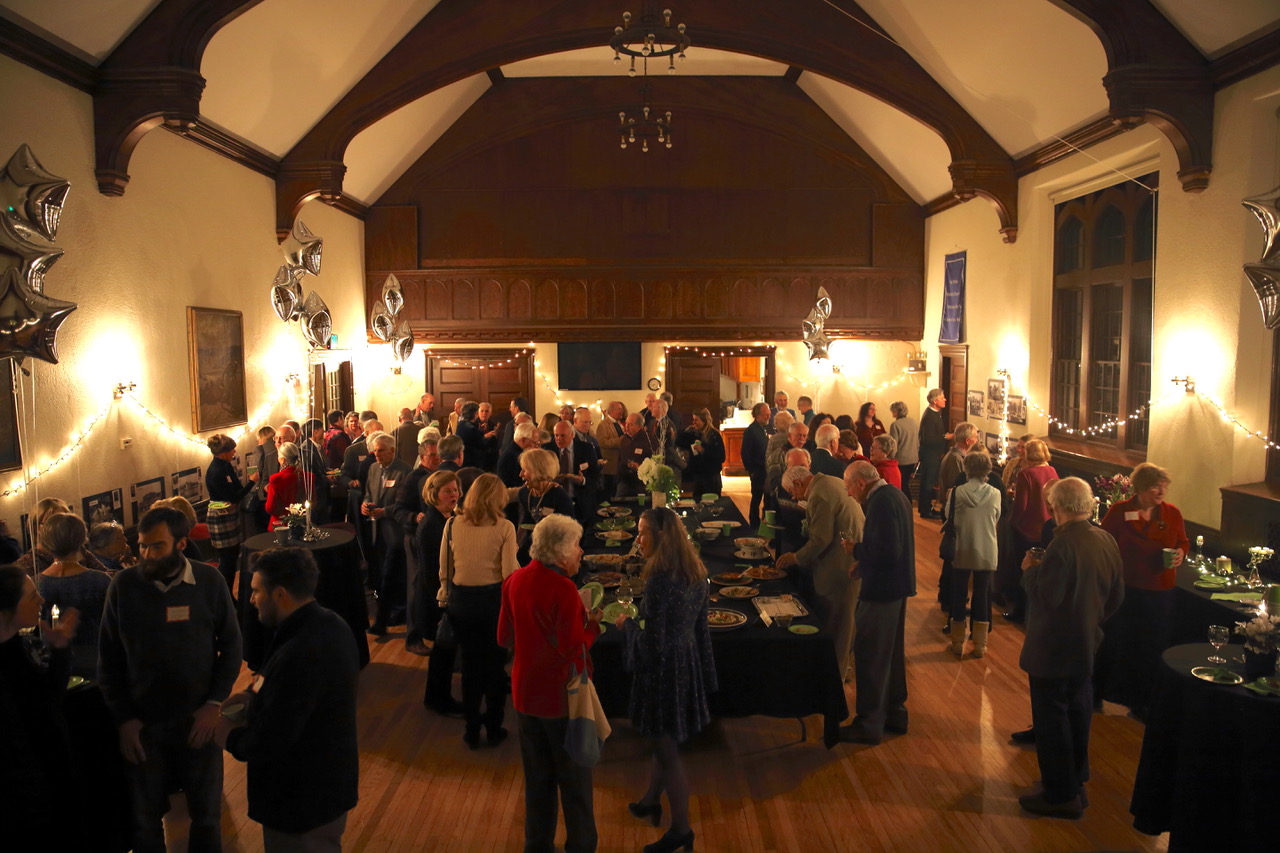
[1207,625,1229,664]
[617,576,635,608]
[709,504,724,520]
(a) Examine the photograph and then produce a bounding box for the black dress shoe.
[628,800,662,827]
[838,723,882,745]
[425,698,465,718]
[1011,727,1036,744]
[463,731,481,750]
[486,726,509,747]
[366,621,387,637]
[643,828,695,853]
[1001,609,1025,624]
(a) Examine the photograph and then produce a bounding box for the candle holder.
[1246,546,1274,589]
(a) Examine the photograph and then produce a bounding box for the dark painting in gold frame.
[187,307,248,433]
[0,359,20,472]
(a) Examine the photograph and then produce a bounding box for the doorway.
[938,344,968,432]
[426,348,536,430]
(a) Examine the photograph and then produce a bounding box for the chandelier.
[618,81,672,152]
[611,6,690,76]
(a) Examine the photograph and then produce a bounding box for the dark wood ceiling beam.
[93,0,263,195]
[1049,0,1214,192]
[275,0,1017,241]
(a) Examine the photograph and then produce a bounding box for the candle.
[51,604,60,628]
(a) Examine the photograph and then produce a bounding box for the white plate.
[719,585,760,599]
[734,550,771,561]
[703,521,739,529]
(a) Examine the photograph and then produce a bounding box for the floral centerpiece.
[1235,611,1280,679]
[283,502,309,539]
[1092,473,1133,507]
[637,458,680,507]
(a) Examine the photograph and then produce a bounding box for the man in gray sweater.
[98,505,243,853]
[1018,476,1123,819]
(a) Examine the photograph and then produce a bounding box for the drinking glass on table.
[775,613,793,630]
[1207,625,1229,664]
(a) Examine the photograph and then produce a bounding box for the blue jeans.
[127,717,223,853]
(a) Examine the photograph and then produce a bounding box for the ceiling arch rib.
[93,0,263,195]
[1049,0,1214,191]
[274,0,1018,240]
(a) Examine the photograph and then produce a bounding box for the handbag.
[938,487,958,562]
[435,518,458,650]
[564,645,611,767]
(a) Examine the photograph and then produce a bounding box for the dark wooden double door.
[426,349,535,429]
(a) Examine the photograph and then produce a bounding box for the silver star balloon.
[1243,185,1280,265]
[381,273,404,316]
[0,266,76,364]
[390,319,415,363]
[0,143,69,242]
[0,214,62,292]
[299,290,332,349]
[270,265,303,322]
[801,286,833,360]
[282,220,322,277]
[1244,263,1280,329]
[370,299,394,342]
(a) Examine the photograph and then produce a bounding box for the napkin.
[758,609,773,628]
[1210,592,1263,603]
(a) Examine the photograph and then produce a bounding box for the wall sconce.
[905,351,928,373]
[284,373,300,385]
[1170,376,1196,394]
[112,381,136,399]
[389,366,403,375]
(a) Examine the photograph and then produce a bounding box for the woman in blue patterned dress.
[614,506,717,853]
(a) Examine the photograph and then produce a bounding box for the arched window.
[1092,205,1126,267]
[1055,216,1084,274]
[1134,195,1155,262]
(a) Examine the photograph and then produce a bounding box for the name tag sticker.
[385,480,397,488]
[252,674,266,693]
[634,448,644,455]
[358,453,367,461]
[226,476,233,483]
[579,462,589,471]
[1124,511,1139,521]
[166,606,190,623]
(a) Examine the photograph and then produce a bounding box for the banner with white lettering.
[940,251,966,344]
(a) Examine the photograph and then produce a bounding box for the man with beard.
[217,548,359,850]
[98,506,242,853]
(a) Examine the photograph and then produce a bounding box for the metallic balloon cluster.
[271,220,332,348]
[0,144,76,365]
[802,286,833,360]
[1243,187,1280,329]
[370,273,413,362]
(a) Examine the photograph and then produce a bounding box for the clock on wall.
[647,377,662,391]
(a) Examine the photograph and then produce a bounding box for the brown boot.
[949,620,967,657]
[971,621,990,658]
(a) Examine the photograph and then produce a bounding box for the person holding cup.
[511,448,575,566]
[681,408,725,498]
[1095,462,1189,722]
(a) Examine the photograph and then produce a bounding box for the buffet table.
[582,497,849,747]
[1130,643,1280,852]
[1171,562,1259,644]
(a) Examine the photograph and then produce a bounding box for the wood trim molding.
[1013,116,1130,177]
[166,118,278,178]
[1209,26,1280,90]
[0,16,97,92]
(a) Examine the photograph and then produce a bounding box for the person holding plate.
[511,449,575,565]
[614,507,717,853]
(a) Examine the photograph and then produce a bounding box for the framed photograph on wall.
[0,359,20,473]
[985,433,1002,458]
[171,467,203,505]
[83,489,124,526]
[187,307,248,433]
[986,377,1007,421]
[967,390,984,418]
[130,476,166,524]
[1007,395,1027,426]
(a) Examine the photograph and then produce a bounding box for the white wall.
[0,55,365,531]
[921,64,1280,528]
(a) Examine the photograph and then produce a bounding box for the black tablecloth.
[583,498,848,747]
[1130,643,1280,852]
[1172,563,1257,645]
[64,683,131,851]
[238,528,369,670]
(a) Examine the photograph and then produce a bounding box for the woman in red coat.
[1096,462,1189,720]
[264,442,301,531]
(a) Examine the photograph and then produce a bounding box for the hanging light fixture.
[611,6,690,76]
[618,80,672,152]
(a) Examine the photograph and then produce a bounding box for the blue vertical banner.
[940,251,966,344]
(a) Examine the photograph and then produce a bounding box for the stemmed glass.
[1207,625,1229,664]
[617,576,636,611]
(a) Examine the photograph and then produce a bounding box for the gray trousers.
[852,597,908,737]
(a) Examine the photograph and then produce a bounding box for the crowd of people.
[0,383,1193,848]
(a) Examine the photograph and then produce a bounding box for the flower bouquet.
[637,458,680,507]
[1092,473,1133,507]
[282,502,309,541]
[1235,611,1280,679]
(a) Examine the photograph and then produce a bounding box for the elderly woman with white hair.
[264,441,301,531]
[498,513,603,853]
[888,401,918,499]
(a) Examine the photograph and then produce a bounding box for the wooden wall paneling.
[426,349,534,426]
[668,356,723,431]
[872,203,925,269]
[365,206,418,272]
[479,280,504,319]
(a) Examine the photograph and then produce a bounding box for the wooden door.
[668,355,723,428]
[427,349,535,430]
[938,344,968,432]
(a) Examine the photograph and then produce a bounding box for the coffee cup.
[1162,548,1179,568]
[764,510,776,524]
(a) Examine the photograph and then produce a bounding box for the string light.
[1,400,112,498]
[431,345,536,371]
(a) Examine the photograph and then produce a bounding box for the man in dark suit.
[615,413,653,498]
[741,402,772,527]
[810,422,847,478]
[917,388,951,518]
[841,461,916,746]
[393,408,421,467]
[298,418,331,524]
[388,438,442,655]
[498,397,531,454]
[498,422,540,487]
[437,435,463,472]
[362,434,411,636]
[660,392,684,432]
[339,420,377,551]
[412,393,436,426]
[546,420,600,523]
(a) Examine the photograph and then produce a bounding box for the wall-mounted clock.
[647,377,662,391]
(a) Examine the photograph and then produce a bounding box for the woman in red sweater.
[264,442,301,531]
[1001,439,1058,621]
[1096,462,1189,720]
[498,513,602,853]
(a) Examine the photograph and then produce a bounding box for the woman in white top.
[945,450,1001,659]
[439,473,520,748]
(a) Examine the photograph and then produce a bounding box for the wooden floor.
[189,475,1167,852]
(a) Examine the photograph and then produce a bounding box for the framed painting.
[187,307,248,433]
[966,389,984,418]
[986,377,1007,421]
[130,476,166,524]
[0,359,20,472]
[1007,395,1027,426]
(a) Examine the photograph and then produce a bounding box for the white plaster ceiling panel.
[798,72,952,203]
[852,0,1108,157]
[1150,0,1280,57]
[0,0,160,62]
[343,73,491,204]
[199,0,443,158]
[502,46,788,77]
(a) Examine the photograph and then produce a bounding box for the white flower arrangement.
[1235,611,1280,654]
[284,502,309,525]
[637,458,679,493]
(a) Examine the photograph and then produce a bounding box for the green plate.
[1191,666,1243,684]
[67,675,86,689]
[788,624,819,635]
[602,601,638,621]
[519,523,536,530]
